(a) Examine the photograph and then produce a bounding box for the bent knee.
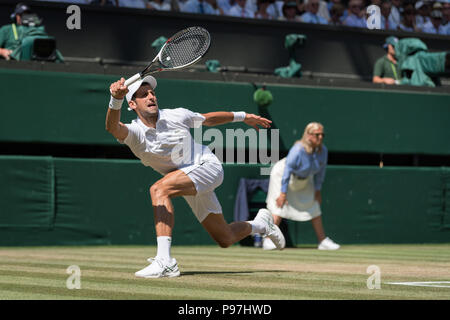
[149,182,169,199]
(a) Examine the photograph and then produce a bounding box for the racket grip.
[124,73,141,87]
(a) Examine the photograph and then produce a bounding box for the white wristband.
[109,96,123,110]
[232,111,246,122]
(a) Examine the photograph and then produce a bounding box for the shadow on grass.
[181,270,289,276]
[292,245,320,250]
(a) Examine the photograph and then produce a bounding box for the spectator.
[389,0,402,26]
[443,1,450,34]
[443,1,450,27]
[181,0,222,14]
[398,3,420,32]
[217,0,235,13]
[255,0,273,19]
[262,0,284,19]
[205,0,224,13]
[300,0,329,24]
[34,0,91,3]
[380,0,398,30]
[372,36,400,85]
[90,0,119,5]
[317,0,331,21]
[147,0,171,11]
[328,2,345,25]
[327,0,339,12]
[227,0,255,17]
[422,9,447,35]
[415,1,431,31]
[343,0,367,28]
[269,0,286,19]
[327,0,348,21]
[262,122,340,251]
[117,0,148,8]
[279,1,302,21]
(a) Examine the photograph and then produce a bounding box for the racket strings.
[160,28,210,68]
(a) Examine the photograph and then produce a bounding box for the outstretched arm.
[105,78,129,141]
[202,111,272,130]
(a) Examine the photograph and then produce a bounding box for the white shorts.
[181,161,224,222]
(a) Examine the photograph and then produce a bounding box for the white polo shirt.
[121,107,219,175]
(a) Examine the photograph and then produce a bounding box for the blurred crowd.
[32,0,450,35]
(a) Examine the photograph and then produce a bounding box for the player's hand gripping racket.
[124,26,211,86]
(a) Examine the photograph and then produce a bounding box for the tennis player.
[106,76,285,278]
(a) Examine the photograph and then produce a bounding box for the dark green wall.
[1,68,449,154]
[0,156,448,246]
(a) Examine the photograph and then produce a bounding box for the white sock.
[156,236,172,261]
[247,220,266,235]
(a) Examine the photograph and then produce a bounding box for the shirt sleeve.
[120,122,142,147]
[280,144,302,193]
[313,147,328,191]
[179,108,206,128]
[373,58,384,77]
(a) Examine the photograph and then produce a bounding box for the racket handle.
[124,73,141,87]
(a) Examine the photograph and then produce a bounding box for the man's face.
[285,6,297,18]
[387,44,395,56]
[443,4,450,19]
[349,1,362,15]
[418,5,429,16]
[309,0,320,14]
[129,83,159,117]
[15,14,23,25]
[431,16,442,27]
[381,3,391,17]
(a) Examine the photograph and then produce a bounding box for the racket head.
[157,27,211,70]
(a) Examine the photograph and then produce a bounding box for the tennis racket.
[124,26,211,87]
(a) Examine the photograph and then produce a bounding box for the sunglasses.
[310,133,325,138]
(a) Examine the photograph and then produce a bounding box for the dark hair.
[330,3,345,15]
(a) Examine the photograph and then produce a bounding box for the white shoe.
[254,209,286,250]
[262,237,277,250]
[318,237,340,250]
[135,257,180,278]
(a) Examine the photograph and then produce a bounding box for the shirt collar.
[135,110,161,132]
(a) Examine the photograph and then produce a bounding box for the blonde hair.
[295,122,324,154]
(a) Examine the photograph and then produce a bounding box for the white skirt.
[266,158,321,221]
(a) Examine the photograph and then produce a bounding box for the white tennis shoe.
[135,257,180,278]
[254,209,286,250]
[262,236,277,250]
[318,237,340,250]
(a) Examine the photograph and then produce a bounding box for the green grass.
[0,244,449,300]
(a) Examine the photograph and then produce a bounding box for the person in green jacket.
[0,3,31,60]
[372,36,401,85]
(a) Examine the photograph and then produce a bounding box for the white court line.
[386,281,450,288]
